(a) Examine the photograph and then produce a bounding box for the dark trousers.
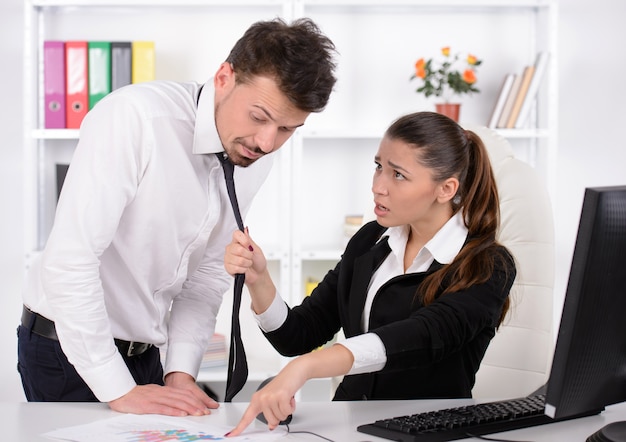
[17,325,164,402]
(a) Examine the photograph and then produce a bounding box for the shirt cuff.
[337,333,387,375]
[252,291,288,333]
[79,353,137,403]
[163,341,204,381]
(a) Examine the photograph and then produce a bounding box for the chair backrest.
[467,125,555,399]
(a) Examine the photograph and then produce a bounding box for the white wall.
[0,0,28,401]
[553,0,626,325]
[1,0,625,402]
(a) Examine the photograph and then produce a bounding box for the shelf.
[32,129,80,139]
[197,366,278,383]
[299,129,383,140]
[299,128,551,140]
[495,128,551,139]
[300,0,552,5]
[31,0,284,7]
[31,127,551,141]
[262,250,288,261]
[297,0,555,17]
[297,249,343,261]
[30,0,554,6]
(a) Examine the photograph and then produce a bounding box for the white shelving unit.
[23,0,557,399]
[289,0,558,318]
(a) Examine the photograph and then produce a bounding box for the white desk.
[4,399,626,441]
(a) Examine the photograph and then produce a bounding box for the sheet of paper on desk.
[42,413,287,441]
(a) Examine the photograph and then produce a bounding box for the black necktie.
[215,152,248,402]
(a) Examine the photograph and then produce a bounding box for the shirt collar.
[382,210,468,266]
[192,79,224,156]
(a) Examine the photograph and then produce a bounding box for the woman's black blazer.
[263,220,516,400]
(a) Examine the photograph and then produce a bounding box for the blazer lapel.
[345,237,391,336]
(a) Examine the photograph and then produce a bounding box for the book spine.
[131,41,155,84]
[65,41,89,129]
[487,73,515,129]
[88,41,112,110]
[515,51,551,129]
[43,41,66,129]
[496,74,521,128]
[506,65,535,128]
[111,42,132,91]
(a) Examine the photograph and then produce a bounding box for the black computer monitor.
[544,185,626,420]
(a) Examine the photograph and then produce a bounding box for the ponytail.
[461,130,500,239]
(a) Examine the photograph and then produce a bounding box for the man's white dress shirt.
[23,80,273,402]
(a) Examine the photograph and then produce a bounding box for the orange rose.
[463,69,477,84]
[441,47,450,57]
[415,58,426,79]
[467,54,477,65]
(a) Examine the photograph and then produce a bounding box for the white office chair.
[466,125,555,399]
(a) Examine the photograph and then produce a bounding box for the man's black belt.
[21,305,153,357]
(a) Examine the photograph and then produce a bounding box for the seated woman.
[224,111,516,435]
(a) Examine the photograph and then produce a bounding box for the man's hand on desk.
[108,372,219,416]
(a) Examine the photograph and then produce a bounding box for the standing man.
[17,18,336,417]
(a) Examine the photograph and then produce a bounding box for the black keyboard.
[357,395,555,442]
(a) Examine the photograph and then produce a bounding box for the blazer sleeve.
[262,262,343,356]
[263,221,387,357]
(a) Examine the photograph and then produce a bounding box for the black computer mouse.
[254,376,293,425]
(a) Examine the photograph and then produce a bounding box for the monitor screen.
[545,185,626,420]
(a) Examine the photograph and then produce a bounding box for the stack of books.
[200,333,227,369]
[487,51,550,130]
[43,40,155,129]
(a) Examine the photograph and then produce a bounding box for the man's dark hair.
[226,18,337,113]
